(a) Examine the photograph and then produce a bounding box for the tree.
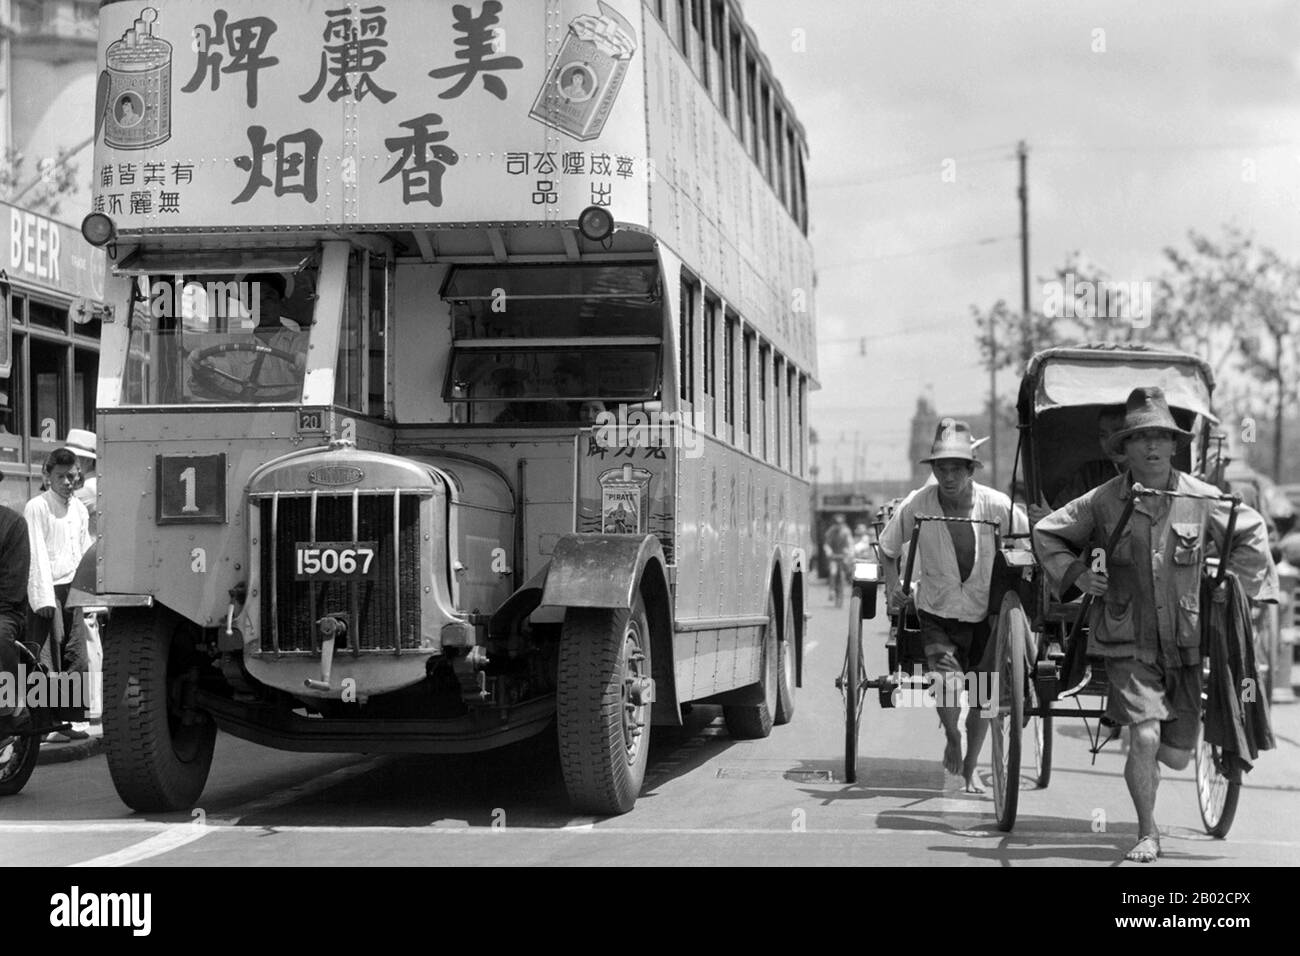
[1153,228,1300,479]
[0,146,82,217]
[970,227,1300,480]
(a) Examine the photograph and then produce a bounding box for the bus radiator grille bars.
[258,493,422,654]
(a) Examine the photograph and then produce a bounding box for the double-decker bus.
[81,0,816,814]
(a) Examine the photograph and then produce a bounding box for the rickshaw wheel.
[557,594,653,814]
[1027,674,1053,789]
[991,592,1027,831]
[0,732,40,796]
[843,592,864,783]
[1194,723,1240,838]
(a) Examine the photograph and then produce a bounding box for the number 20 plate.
[294,542,380,581]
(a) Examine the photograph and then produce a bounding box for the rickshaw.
[841,345,1261,836]
[0,639,88,796]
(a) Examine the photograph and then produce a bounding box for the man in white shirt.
[25,447,93,740]
[879,419,1021,792]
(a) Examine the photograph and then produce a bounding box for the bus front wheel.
[557,594,653,815]
[104,607,216,812]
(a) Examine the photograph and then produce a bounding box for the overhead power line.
[819,234,1018,271]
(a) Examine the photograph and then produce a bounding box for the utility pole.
[988,320,998,488]
[1018,140,1031,358]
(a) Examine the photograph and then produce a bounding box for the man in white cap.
[1035,386,1277,863]
[64,428,98,538]
[879,418,1022,792]
[63,428,104,728]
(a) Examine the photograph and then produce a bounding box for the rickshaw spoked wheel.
[0,731,40,796]
[1194,722,1240,838]
[1027,636,1053,789]
[843,592,865,784]
[990,592,1027,832]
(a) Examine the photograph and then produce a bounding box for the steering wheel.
[187,341,302,402]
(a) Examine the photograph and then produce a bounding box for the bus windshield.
[121,261,319,406]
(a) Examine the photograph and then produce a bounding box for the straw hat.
[64,428,98,459]
[919,418,984,467]
[1107,386,1193,451]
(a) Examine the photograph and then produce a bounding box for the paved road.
[3,581,1298,866]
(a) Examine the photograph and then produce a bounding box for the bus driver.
[187,273,307,401]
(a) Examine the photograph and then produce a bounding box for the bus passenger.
[879,419,1020,793]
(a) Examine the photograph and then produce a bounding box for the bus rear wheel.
[724,597,779,739]
[775,598,796,725]
[557,594,653,815]
[104,607,216,812]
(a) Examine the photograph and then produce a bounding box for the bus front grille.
[258,492,422,653]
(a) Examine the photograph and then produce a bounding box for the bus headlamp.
[577,206,614,242]
[81,213,117,247]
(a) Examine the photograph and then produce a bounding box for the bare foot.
[943,734,962,775]
[963,774,986,794]
[1124,834,1161,863]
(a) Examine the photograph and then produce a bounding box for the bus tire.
[724,597,778,739]
[557,593,653,815]
[104,608,216,812]
[0,732,40,796]
[775,598,796,725]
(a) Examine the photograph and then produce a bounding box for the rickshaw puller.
[880,419,1020,793]
[1034,387,1278,863]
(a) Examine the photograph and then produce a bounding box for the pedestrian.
[64,427,104,724]
[24,447,94,741]
[879,418,1022,793]
[1034,386,1278,863]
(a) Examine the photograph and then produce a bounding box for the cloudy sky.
[742,0,1300,481]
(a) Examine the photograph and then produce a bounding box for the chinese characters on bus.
[98,2,643,220]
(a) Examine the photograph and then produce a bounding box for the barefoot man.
[879,419,1020,793]
[1035,387,1277,862]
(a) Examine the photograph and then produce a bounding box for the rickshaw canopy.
[1018,345,1216,422]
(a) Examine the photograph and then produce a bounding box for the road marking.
[69,825,211,867]
[2,819,1296,848]
[45,756,391,866]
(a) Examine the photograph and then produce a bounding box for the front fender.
[541,534,666,610]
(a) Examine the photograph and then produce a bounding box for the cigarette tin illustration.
[99,7,173,150]
[529,1,638,142]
